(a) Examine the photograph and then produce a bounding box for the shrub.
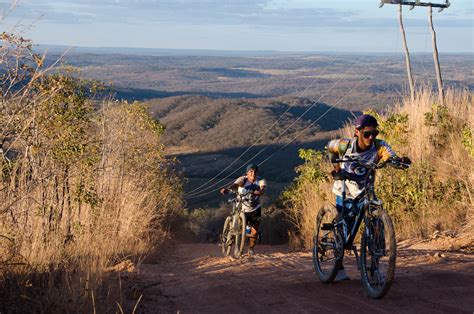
[0,34,182,312]
[281,88,473,247]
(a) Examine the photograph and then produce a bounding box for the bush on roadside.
[281,88,473,247]
[0,33,182,312]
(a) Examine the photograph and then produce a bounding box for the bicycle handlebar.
[332,157,410,170]
[224,190,254,203]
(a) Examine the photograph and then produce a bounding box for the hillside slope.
[145,96,358,207]
[147,96,357,152]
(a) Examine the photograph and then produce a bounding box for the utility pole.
[379,0,450,104]
[428,5,444,104]
[398,3,415,102]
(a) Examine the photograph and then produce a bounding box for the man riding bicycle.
[326,114,410,280]
[220,163,266,256]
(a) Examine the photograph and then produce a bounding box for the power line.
[185,63,386,199]
[183,53,343,196]
[184,60,364,197]
[185,22,402,200]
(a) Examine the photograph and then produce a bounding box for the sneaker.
[335,269,351,281]
[248,248,255,256]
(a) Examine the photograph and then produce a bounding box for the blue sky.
[1,0,472,52]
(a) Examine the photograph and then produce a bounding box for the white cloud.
[1,0,471,51]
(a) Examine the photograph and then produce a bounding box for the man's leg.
[248,227,258,250]
[246,208,261,255]
[335,195,350,280]
[335,195,343,214]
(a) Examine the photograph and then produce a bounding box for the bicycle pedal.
[321,223,334,230]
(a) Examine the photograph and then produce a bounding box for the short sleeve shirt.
[328,138,396,198]
[234,176,266,213]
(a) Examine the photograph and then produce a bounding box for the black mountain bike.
[220,191,253,258]
[313,157,410,299]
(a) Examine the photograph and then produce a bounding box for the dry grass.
[285,181,333,249]
[0,34,182,312]
[388,88,473,238]
[283,88,473,247]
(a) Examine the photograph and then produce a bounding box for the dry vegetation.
[0,34,182,312]
[0,24,471,311]
[146,96,354,152]
[281,88,473,248]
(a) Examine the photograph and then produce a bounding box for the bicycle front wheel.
[233,212,246,258]
[360,209,396,299]
[221,216,233,257]
[312,204,343,283]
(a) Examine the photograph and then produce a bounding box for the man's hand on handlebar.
[220,186,260,196]
[389,156,411,169]
[399,156,411,165]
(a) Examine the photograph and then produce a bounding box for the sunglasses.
[362,130,379,139]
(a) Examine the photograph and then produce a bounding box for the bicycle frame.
[315,156,408,297]
[228,196,244,235]
[333,159,384,250]
[221,191,253,257]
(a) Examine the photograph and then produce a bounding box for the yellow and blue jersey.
[327,138,397,198]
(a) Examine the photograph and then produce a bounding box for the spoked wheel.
[221,216,233,257]
[233,212,246,258]
[360,209,396,299]
[312,204,343,283]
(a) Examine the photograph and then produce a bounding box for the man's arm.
[376,140,411,168]
[327,139,342,172]
[376,140,397,162]
[252,179,266,196]
[220,177,245,195]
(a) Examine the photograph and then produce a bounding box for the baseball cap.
[354,114,378,129]
[246,163,259,172]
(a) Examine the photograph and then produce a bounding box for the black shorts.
[245,207,261,229]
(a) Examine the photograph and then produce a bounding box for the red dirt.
[129,241,474,313]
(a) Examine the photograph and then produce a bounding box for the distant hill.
[145,95,359,208]
[45,52,473,111]
[146,96,356,152]
[35,50,472,208]
[36,45,297,57]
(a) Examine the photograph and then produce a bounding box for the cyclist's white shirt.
[332,138,396,198]
[235,176,266,213]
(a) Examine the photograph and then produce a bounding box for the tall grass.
[281,88,473,247]
[0,34,182,312]
[378,88,473,238]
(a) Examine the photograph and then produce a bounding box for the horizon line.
[35,43,474,56]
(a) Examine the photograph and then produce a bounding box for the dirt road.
[130,243,474,313]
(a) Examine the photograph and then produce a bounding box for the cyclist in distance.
[327,114,411,280]
[220,163,266,256]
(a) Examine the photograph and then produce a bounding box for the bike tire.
[360,209,396,299]
[312,204,343,283]
[221,216,232,257]
[233,212,246,258]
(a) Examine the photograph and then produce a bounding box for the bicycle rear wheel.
[312,204,343,283]
[221,216,233,257]
[360,209,396,299]
[233,212,246,258]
